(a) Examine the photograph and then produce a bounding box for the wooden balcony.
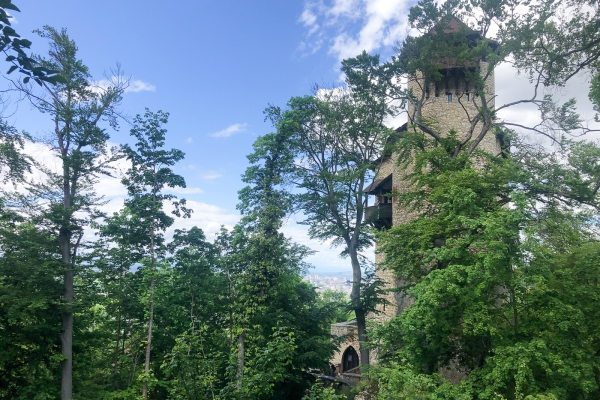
[365,203,392,229]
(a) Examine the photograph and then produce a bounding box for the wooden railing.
[364,203,392,229]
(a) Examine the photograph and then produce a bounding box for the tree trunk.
[112,310,122,388]
[236,327,246,390]
[142,276,155,399]
[349,243,370,366]
[60,229,73,400]
[60,162,73,400]
[143,222,156,399]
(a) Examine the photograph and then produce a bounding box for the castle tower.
[367,16,501,324]
[330,17,501,374]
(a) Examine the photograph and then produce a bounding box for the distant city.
[303,274,353,294]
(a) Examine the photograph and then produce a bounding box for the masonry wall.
[371,62,500,327]
[330,322,362,373]
[408,63,498,155]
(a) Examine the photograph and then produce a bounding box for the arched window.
[342,346,359,372]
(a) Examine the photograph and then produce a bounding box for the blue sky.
[7,0,416,276]
[15,1,595,276]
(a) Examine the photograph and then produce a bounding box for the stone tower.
[330,17,501,375]
[366,16,501,324]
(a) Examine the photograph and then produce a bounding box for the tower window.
[447,93,452,102]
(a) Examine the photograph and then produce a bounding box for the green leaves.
[0,6,65,85]
[374,137,600,398]
[0,218,62,399]
[121,109,191,239]
[589,72,600,119]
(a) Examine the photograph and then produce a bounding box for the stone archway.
[342,346,359,372]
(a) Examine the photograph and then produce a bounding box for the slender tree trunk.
[112,310,122,388]
[60,230,73,400]
[236,327,246,390]
[143,218,156,399]
[229,307,234,349]
[349,244,369,366]
[142,276,155,399]
[60,165,73,400]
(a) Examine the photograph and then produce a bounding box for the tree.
[0,0,63,85]
[89,206,148,395]
[0,208,62,399]
[386,0,600,157]
[13,26,126,400]
[358,1,600,395]
[160,227,228,400]
[233,127,297,389]
[119,109,191,399]
[370,132,600,399]
[209,129,340,399]
[263,52,395,366]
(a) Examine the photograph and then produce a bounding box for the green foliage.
[303,380,346,400]
[0,213,62,399]
[0,120,31,183]
[589,72,600,121]
[368,363,460,400]
[161,325,224,400]
[122,109,191,226]
[373,136,600,399]
[236,327,297,399]
[317,289,352,324]
[0,1,63,84]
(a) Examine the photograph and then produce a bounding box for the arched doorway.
[342,346,359,372]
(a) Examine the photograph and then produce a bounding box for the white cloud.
[299,7,320,36]
[124,80,156,93]
[165,186,204,195]
[327,0,361,19]
[185,137,193,143]
[180,164,197,172]
[92,78,156,94]
[281,217,375,275]
[300,8,318,28]
[209,123,248,138]
[6,12,17,24]
[199,170,223,181]
[167,200,240,240]
[2,140,359,275]
[299,0,411,62]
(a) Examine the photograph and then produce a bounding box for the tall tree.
[215,128,339,399]
[14,26,126,400]
[366,1,600,395]
[234,128,295,388]
[120,109,190,399]
[263,52,395,365]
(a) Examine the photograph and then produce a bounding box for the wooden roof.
[364,174,392,194]
[431,15,476,35]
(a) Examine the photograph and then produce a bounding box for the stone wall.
[337,61,501,372]
[330,321,363,373]
[371,62,500,327]
[408,63,499,155]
